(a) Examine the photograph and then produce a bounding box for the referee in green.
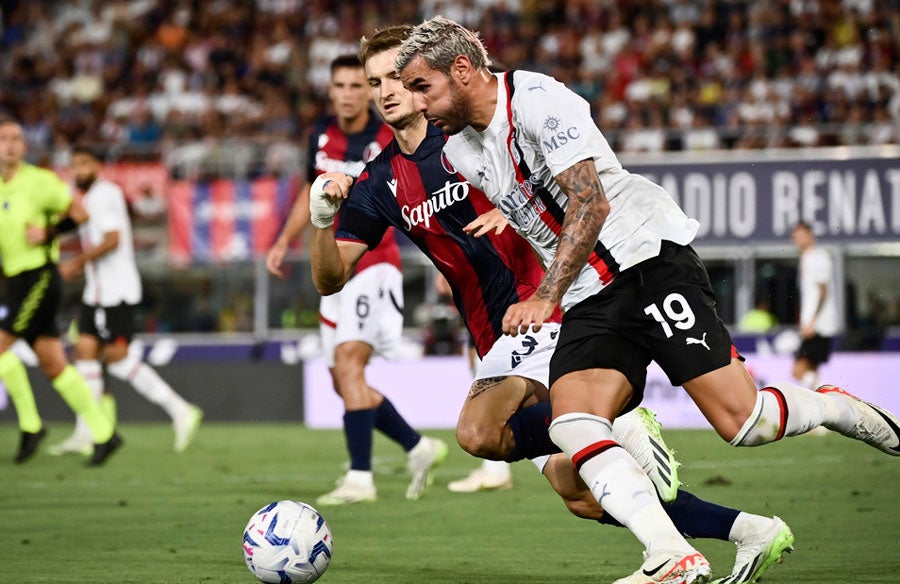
[0,116,121,465]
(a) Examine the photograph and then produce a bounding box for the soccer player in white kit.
[396,17,900,584]
[49,145,202,455]
[790,221,840,390]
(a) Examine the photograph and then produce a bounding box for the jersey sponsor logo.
[542,115,581,153]
[528,82,545,92]
[315,151,366,177]
[386,178,398,197]
[400,180,470,230]
[498,173,546,228]
[685,332,710,351]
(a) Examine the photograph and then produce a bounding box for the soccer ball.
[242,500,333,583]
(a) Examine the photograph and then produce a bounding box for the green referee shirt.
[0,163,72,277]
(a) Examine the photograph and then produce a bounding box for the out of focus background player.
[0,116,120,465]
[790,220,840,390]
[48,144,202,456]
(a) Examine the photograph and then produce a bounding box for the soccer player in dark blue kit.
[307,26,794,584]
[268,55,446,505]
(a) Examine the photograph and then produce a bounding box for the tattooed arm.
[538,159,609,302]
[501,159,609,335]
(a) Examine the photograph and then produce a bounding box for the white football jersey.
[79,178,142,306]
[445,70,699,310]
[799,246,841,336]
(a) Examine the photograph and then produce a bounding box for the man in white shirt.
[49,145,202,455]
[396,16,900,584]
[791,221,840,390]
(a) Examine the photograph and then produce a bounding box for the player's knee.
[104,343,128,364]
[562,496,603,520]
[33,343,67,379]
[455,421,506,459]
[791,359,810,380]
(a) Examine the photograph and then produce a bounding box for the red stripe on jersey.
[319,314,337,329]
[731,344,740,360]
[503,74,527,185]
[588,253,614,284]
[761,387,788,441]
[210,180,235,261]
[322,124,350,166]
[572,440,619,470]
[502,72,614,286]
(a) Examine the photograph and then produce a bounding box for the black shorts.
[549,243,739,413]
[795,334,833,367]
[0,265,62,344]
[78,302,136,346]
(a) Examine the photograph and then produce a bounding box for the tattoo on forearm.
[536,160,609,302]
[467,376,508,399]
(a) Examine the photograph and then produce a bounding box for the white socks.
[107,354,191,420]
[345,469,374,487]
[549,413,691,555]
[481,459,512,479]
[731,383,856,446]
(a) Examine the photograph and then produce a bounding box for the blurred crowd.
[1,0,899,179]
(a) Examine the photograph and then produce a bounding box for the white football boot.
[448,460,514,493]
[816,385,900,455]
[173,404,203,452]
[46,427,93,457]
[613,549,711,584]
[406,436,448,500]
[713,515,794,584]
[316,470,377,506]
[613,407,681,502]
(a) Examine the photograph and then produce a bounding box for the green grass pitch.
[1,423,898,583]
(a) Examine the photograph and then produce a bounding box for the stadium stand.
[1,0,897,176]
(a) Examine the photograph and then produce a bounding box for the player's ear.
[452,54,473,83]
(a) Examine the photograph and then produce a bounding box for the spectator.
[0,0,896,164]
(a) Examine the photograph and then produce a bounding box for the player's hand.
[502,296,556,336]
[25,223,48,245]
[463,208,508,238]
[266,239,289,279]
[58,258,84,281]
[309,172,353,229]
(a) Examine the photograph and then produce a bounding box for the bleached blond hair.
[394,16,491,74]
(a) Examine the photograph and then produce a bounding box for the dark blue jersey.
[336,124,557,358]
[307,113,399,272]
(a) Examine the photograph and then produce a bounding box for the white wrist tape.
[309,175,341,229]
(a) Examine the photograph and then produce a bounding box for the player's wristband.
[44,217,78,241]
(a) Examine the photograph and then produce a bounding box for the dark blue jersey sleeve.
[335,167,391,250]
